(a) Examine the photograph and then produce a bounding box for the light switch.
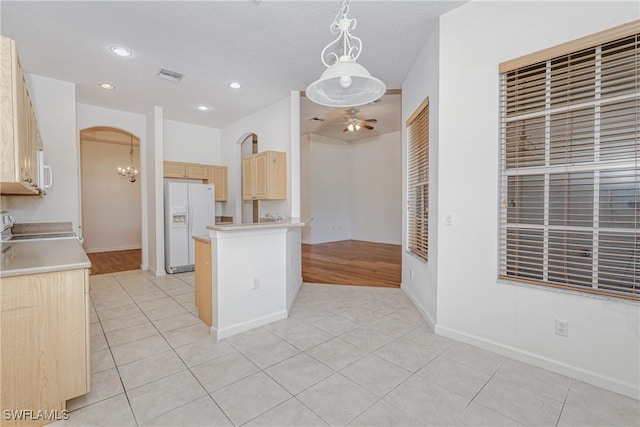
[445,212,455,226]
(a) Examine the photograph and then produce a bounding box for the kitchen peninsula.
[194,219,305,339]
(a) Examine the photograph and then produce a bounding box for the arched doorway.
[79,126,142,274]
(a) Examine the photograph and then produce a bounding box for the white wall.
[350,131,402,244]
[5,75,79,233]
[300,134,312,242]
[80,140,141,253]
[286,227,303,311]
[303,132,402,245]
[146,106,165,275]
[213,228,289,338]
[163,119,222,164]
[307,134,352,244]
[401,19,440,328]
[435,1,639,398]
[221,96,293,223]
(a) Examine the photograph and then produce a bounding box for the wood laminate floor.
[302,240,402,288]
[86,249,141,275]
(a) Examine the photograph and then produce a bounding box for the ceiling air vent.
[157,68,184,82]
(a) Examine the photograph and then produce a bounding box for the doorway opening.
[241,133,258,223]
[79,127,142,275]
[299,92,403,287]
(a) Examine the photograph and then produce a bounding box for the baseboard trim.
[401,282,436,331]
[436,324,639,400]
[212,310,288,340]
[84,245,142,253]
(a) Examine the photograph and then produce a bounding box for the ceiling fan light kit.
[306,0,386,108]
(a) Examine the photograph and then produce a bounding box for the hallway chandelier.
[117,134,140,183]
[305,0,386,108]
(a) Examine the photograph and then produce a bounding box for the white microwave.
[37,150,53,193]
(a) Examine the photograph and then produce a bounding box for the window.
[499,21,639,300]
[407,97,429,261]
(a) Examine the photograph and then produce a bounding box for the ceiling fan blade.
[363,124,374,130]
[362,119,377,123]
[343,127,349,132]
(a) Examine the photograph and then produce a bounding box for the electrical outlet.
[252,277,260,290]
[555,319,568,337]
[445,212,455,226]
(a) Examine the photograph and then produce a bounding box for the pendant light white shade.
[306,0,386,108]
[306,60,386,107]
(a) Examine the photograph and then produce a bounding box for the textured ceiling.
[1,1,464,139]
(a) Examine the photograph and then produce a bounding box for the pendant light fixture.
[117,134,140,183]
[305,0,386,108]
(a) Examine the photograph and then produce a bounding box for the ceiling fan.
[341,108,377,132]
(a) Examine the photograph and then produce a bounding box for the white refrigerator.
[164,182,215,274]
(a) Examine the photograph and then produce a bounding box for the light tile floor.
[51,270,639,427]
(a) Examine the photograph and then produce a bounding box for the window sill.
[496,277,640,306]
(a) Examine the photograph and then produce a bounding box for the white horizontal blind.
[499,23,639,300]
[407,98,429,261]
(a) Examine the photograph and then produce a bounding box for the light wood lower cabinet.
[194,239,213,326]
[1,269,90,426]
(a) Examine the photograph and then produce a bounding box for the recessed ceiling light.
[109,46,132,57]
[100,83,115,90]
[196,105,210,112]
[229,82,242,89]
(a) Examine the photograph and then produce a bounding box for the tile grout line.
[99,272,201,425]
[92,274,141,426]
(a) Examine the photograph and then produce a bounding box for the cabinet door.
[266,151,287,200]
[0,37,40,195]
[186,163,208,179]
[163,161,186,178]
[194,239,213,326]
[242,156,254,200]
[208,165,227,201]
[1,269,89,415]
[254,152,269,199]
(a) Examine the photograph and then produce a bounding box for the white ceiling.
[1,1,464,140]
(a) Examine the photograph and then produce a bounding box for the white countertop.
[0,238,91,278]
[206,218,307,232]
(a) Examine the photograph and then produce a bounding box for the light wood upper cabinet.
[243,150,286,200]
[242,156,254,200]
[0,36,43,195]
[1,269,90,425]
[163,161,208,180]
[163,161,228,201]
[163,161,186,178]
[186,163,208,179]
[207,165,228,201]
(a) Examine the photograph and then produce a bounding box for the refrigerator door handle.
[188,203,193,235]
